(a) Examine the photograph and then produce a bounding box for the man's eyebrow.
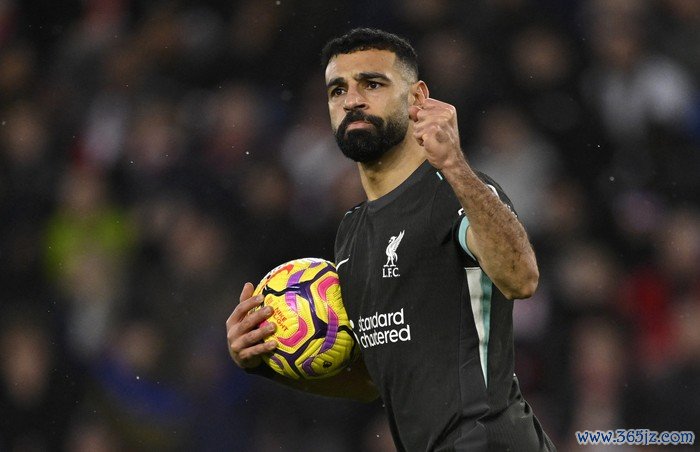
[326,72,391,89]
[355,72,391,82]
[326,77,345,89]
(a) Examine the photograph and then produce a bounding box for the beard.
[334,108,408,163]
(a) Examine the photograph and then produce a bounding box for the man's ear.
[411,81,429,106]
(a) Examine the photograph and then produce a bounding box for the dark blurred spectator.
[507,22,611,184]
[582,0,696,144]
[416,28,490,144]
[471,104,562,238]
[553,241,622,314]
[65,416,122,452]
[534,178,602,254]
[541,239,625,439]
[83,317,189,450]
[0,311,80,451]
[128,197,241,348]
[180,332,257,451]
[236,161,308,278]
[227,0,284,77]
[279,76,357,231]
[648,299,700,433]
[0,100,58,300]
[77,87,131,171]
[120,97,188,189]
[391,0,454,36]
[43,165,135,358]
[0,1,19,47]
[580,0,698,193]
[618,206,700,376]
[249,378,385,452]
[657,0,700,82]
[0,42,37,106]
[564,316,630,449]
[625,298,700,442]
[124,190,261,449]
[199,81,277,175]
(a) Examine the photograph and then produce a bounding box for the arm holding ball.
[226,282,378,402]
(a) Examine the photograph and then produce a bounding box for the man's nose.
[343,87,367,111]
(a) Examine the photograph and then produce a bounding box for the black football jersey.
[334,160,554,452]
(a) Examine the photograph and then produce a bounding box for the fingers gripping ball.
[252,258,359,379]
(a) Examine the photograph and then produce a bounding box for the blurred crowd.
[1,0,699,450]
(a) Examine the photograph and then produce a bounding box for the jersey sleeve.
[334,215,350,264]
[429,170,517,267]
[334,204,362,264]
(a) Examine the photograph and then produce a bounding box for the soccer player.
[226,28,555,451]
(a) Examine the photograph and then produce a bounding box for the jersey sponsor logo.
[336,257,350,270]
[355,308,411,348]
[383,230,405,278]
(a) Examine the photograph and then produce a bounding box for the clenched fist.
[408,97,465,171]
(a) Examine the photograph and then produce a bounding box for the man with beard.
[226,28,555,451]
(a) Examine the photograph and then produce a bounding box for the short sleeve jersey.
[334,160,554,452]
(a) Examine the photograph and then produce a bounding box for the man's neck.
[357,138,427,201]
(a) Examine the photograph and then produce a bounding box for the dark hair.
[321,28,419,80]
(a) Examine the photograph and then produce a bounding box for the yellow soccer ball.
[253,258,359,379]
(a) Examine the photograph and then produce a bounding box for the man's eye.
[367,81,381,89]
[330,87,345,97]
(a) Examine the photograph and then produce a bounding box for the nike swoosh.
[336,257,350,269]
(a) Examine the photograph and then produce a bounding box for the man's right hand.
[227,283,378,401]
[226,282,278,369]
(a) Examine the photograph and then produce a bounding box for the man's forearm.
[441,159,539,300]
[269,359,379,403]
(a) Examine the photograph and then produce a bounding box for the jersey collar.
[367,159,433,212]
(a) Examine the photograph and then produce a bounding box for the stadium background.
[1,0,699,450]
